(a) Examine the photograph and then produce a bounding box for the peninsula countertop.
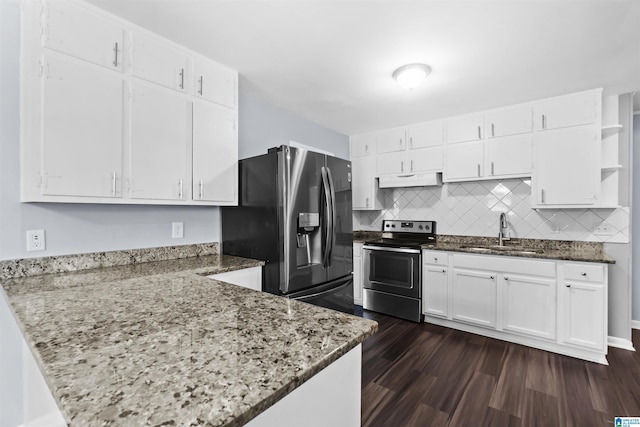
[1,252,378,426]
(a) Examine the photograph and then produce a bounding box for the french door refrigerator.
[221,146,354,314]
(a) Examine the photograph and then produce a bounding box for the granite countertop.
[353,231,614,264]
[1,251,378,426]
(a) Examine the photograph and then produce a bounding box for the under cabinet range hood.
[378,172,442,189]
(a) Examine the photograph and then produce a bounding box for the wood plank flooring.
[359,310,640,427]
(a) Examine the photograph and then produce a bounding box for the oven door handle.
[363,245,421,254]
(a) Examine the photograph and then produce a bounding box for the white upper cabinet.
[446,113,484,144]
[131,32,189,92]
[41,55,123,198]
[485,134,532,178]
[129,83,188,201]
[192,102,238,204]
[376,128,406,154]
[43,0,124,72]
[350,133,376,158]
[533,90,599,131]
[352,156,383,210]
[444,141,484,181]
[193,57,237,109]
[485,104,532,138]
[531,126,599,206]
[407,120,444,149]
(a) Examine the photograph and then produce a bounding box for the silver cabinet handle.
[199,179,204,199]
[477,126,481,139]
[409,137,413,148]
[401,161,404,173]
[477,164,481,177]
[541,188,546,204]
[491,162,495,175]
[178,179,183,199]
[491,123,495,137]
[113,42,119,67]
[542,114,546,129]
[411,160,414,172]
[179,68,184,89]
[198,76,204,95]
[365,144,369,156]
[111,172,116,196]
[366,197,370,207]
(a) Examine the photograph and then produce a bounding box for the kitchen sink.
[460,245,544,255]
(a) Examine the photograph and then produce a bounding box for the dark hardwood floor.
[359,310,640,427]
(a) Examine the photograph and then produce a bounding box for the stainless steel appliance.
[363,220,436,322]
[221,146,354,314]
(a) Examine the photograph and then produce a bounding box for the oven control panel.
[382,220,436,234]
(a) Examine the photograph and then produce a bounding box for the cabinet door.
[562,281,605,351]
[131,32,189,92]
[352,157,382,210]
[353,244,363,305]
[485,134,532,178]
[376,128,406,154]
[532,126,599,206]
[444,141,484,181]
[193,102,237,204]
[375,152,404,176]
[44,1,124,71]
[446,113,484,144]
[193,57,237,108]
[502,274,556,340]
[423,265,448,318]
[41,56,123,198]
[350,134,375,158]
[451,268,497,328]
[485,104,532,138]
[407,120,444,149]
[130,84,188,200]
[533,90,600,131]
[411,146,443,173]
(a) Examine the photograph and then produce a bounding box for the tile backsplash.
[353,178,629,243]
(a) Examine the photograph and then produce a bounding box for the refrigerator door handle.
[321,166,332,268]
[325,166,337,266]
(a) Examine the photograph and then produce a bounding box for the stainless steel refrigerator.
[221,146,354,313]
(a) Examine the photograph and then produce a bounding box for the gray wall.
[0,1,348,423]
[633,114,640,323]
[238,92,349,160]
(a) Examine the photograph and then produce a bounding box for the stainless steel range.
[363,220,436,322]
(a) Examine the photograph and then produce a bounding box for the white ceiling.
[87,0,640,136]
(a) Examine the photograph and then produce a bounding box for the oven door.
[363,246,421,299]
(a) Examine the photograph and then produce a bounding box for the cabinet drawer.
[562,263,604,283]
[423,250,448,266]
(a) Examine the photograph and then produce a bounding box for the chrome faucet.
[498,212,510,246]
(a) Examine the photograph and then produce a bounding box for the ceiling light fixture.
[392,63,432,89]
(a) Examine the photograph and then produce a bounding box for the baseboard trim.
[632,320,640,330]
[608,336,636,352]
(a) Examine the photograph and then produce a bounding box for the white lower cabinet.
[422,252,609,364]
[560,262,607,351]
[422,250,449,318]
[451,268,497,328]
[501,273,556,340]
[353,243,363,305]
[207,266,262,291]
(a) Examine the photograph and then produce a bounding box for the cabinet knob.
[442,269,446,273]
[504,276,509,281]
[434,257,438,262]
[581,272,587,277]
[566,284,571,288]
[490,275,495,280]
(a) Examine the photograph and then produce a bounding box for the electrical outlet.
[26,229,46,251]
[594,222,613,236]
[172,222,184,239]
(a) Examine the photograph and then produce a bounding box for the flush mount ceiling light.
[392,63,432,89]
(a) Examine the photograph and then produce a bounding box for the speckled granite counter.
[353,231,614,264]
[1,249,378,426]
